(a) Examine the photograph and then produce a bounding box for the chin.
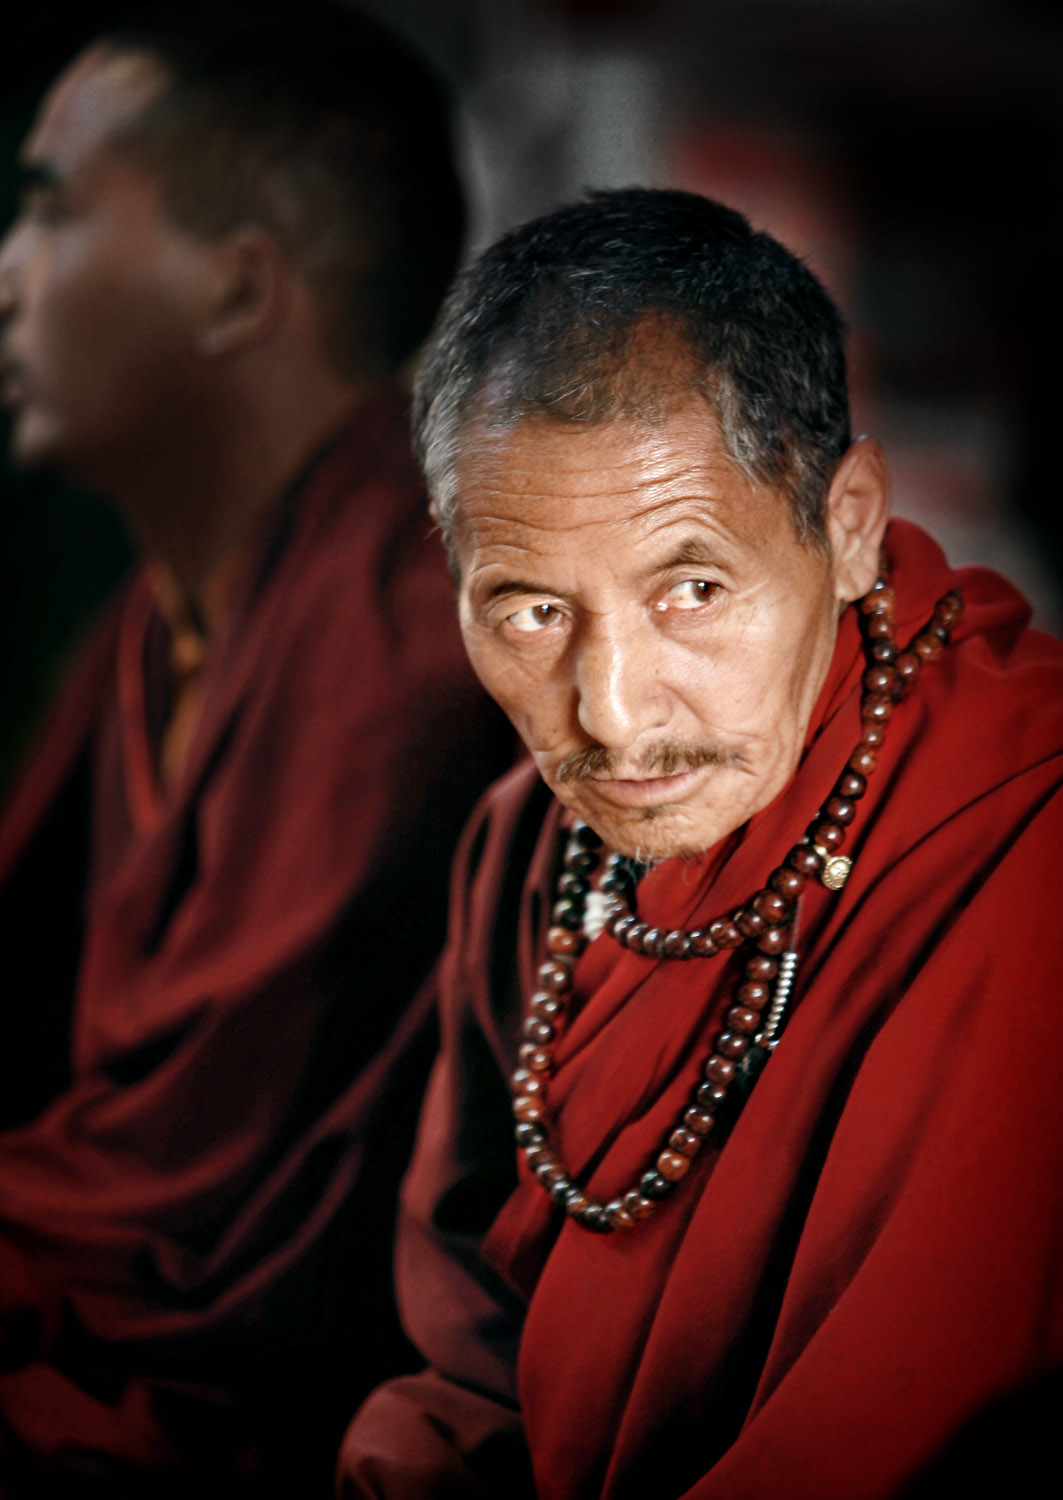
[8,416,61,474]
[571,801,713,863]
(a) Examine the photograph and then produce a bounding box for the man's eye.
[506,602,560,633]
[659,579,718,611]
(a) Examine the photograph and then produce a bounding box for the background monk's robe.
[0,387,511,1497]
[340,520,1063,1500]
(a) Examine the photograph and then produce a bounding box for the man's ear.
[196,227,289,358]
[824,437,891,607]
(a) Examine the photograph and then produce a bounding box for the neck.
[115,369,372,641]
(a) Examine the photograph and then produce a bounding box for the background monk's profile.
[0,2,509,1495]
[339,188,1062,1498]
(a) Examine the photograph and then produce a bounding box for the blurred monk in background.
[0,2,509,1494]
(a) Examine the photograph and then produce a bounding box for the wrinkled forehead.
[25,46,169,167]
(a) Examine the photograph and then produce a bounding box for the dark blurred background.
[2,0,1060,788]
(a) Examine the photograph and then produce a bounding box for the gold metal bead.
[820,854,852,890]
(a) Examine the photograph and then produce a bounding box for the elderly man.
[0,3,509,1494]
[339,189,1063,1498]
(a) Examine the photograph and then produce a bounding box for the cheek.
[461,631,571,747]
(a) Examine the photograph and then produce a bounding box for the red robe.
[0,389,510,1496]
[339,520,1063,1499]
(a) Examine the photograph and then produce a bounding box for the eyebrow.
[640,536,729,580]
[481,577,554,604]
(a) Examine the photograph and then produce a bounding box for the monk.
[339,189,1063,1498]
[0,4,508,1495]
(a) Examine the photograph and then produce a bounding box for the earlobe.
[825,437,891,606]
[197,228,288,358]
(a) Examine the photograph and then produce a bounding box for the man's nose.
[574,617,670,751]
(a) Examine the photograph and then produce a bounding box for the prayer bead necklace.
[511,579,963,1233]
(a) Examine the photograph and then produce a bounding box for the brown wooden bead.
[811,819,845,852]
[683,1107,716,1137]
[894,651,921,685]
[546,925,582,956]
[860,694,893,725]
[622,1191,656,1220]
[519,1044,552,1072]
[639,1170,675,1200]
[668,1127,702,1157]
[624,922,648,950]
[696,1082,728,1110]
[736,907,767,938]
[562,1187,590,1216]
[689,929,719,957]
[514,1095,545,1123]
[860,584,895,614]
[871,640,898,664]
[935,590,962,626]
[727,1004,761,1034]
[770,866,805,900]
[522,1016,555,1044]
[824,796,856,825]
[657,1149,691,1182]
[787,844,823,876]
[536,1162,567,1189]
[709,918,742,948]
[552,898,582,930]
[836,769,867,799]
[538,960,571,992]
[523,1143,551,1169]
[605,1198,636,1229]
[512,1069,546,1096]
[860,721,886,747]
[705,1054,736,1084]
[530,992,564,1019]
[865,612,893,638]
[744,954,778,981]
[849,746,877,776]
[571,821,603,848]
[862,665,897,695]
[758,926,789,954]
[737,981,770,1008]
[753,888,791,923]
[716,1030,750,1059]
[609,914,638,942]
[640,927,663,954]
[914,633,943,661]
[662,930,693,958]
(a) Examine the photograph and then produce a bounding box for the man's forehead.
[453,399,750,502]
[24,46,168,170]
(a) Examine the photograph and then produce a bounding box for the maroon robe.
[0,388,510,1496]
[339,520,1063,1499]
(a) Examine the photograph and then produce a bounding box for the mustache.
[556,741,738,783]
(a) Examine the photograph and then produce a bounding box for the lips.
[582,765,711,808]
